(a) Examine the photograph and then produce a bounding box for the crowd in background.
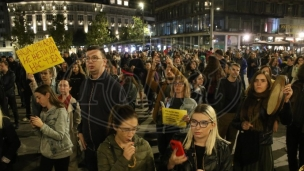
[0,45,303,171]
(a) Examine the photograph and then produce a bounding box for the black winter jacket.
[78,71,126,151]
[0,117,21,162]
[0,70,15,95]
[160,135,232,171]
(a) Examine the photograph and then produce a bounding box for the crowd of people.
[0,46,303,171]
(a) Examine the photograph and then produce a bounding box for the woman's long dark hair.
[203,56,225,81]
[34,84,65,108]
[107,105,138,135]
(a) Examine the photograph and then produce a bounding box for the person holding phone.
[97,105,155,171]
[30,84,73,171]
[160,104,232,171]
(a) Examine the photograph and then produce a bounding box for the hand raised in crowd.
[26,73,35,82]
[166,56,173,67]
[30,116,44,128]
[151,55,160,70]
[283,84,293,102]
[167,148,188,170]
[130,65,135,72]
[182,115,190,123]
[78,133,87,150]
[123,142,136,161]
[241,121,253,130]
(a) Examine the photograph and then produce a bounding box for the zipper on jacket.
[88,82,95,151]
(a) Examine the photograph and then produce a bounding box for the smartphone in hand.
[170,140,185,156]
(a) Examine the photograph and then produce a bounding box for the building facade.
[152,0,304,53]
[0,1,15,57]
[6,0,140,53]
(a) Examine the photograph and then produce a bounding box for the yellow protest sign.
[16,37,64,74]
[162,108,187,128]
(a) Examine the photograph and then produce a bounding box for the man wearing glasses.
[78,46,126,171]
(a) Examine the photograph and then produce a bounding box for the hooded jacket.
[97,134,155,171]
[34,107,73,159]
[78,71,126,151]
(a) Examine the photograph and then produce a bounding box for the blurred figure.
[56,62,69,82]
[203,56,226,104]
[0,61,19,129]
[68,63,86,100]
[0,110,21,171]
[188,71,206,104]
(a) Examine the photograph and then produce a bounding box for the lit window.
[37,26,43,31]
[124,1,129,6]
[78,15,83,21]
[46,14,53,21]
[117,0,122,5]
[36,15,42,21]
[110,0,115,4]
[68,14,73,20]
[88,15,92,21]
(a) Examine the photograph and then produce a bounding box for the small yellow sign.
[16,37,64,74]
[162,108,187,128]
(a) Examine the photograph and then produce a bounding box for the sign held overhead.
[16,37,64,74]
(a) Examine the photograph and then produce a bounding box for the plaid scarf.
[58,94,72,110]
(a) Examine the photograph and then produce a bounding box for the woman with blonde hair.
[161,104,232,170]
[157,74,197,157]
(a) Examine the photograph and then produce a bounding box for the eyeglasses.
[118,127,139,133]
[173,82,185,86]
[85,56,101,62]
[190,119,212,128]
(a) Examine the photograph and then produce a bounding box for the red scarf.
[58,94,72,110]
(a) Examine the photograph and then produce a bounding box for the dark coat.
[0,117,21,163]
[0,70,16,96]
[78,71,127,151]
[232,102,292,164]
[160,135,232,171]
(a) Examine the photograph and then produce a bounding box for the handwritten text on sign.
[162,108,187,128]
[16,37,64,74]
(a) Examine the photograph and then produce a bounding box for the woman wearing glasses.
[97,105,155,171]
[157,75,197,158]
[160,104,232,171]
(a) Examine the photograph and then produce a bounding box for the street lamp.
[139,2,144,50]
